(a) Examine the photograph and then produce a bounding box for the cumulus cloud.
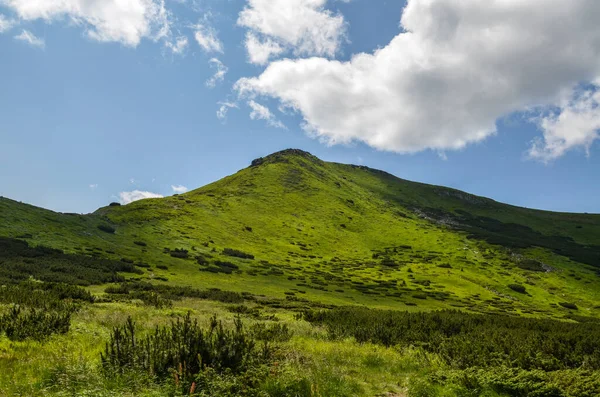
[171,184,188,193]
[530,87,600,162]
[119,190,163,204]
[238,0,346,64]
[14,29,44,48]
[193,22,222,53]
[0,13,17,33]
[165,35,188,55]
[2,0,170,47]
[89,184,98,189]
[236,0,600,159]
[206,58,228,88]
[248,100,285,129]
[244,32,284,65]
[216,101,238,121]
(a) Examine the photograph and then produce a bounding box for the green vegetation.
[508,284,527,294]
[0,149,599,395]
[303,307,600,370]
[0,282,92,341]
[0,237,141,285]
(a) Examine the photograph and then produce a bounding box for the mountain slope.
[1,149,599,317]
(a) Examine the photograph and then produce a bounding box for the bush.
[304,307,600,371]
[133,241,147,247]
[0,237,141,286]
[169,248,189,259]
[97,224,116,234]
[101,313,268,393]
[0,282,92,309]
[517,259,545,272]
[196,255,210,265]
[105,284,130,295]
[426,367,600,397]
[559,302,578,310]
[251,322,292,342]
[222,248,254,260]
[251,157,265,167]
[509,284,527,294]
[0,282,86,341]
[0,306,72,341]
[129,291,172,309]
[107,282,245,304]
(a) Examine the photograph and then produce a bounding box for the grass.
[1,150,599,318]
[3,295,598,396]
[0,149,600,395]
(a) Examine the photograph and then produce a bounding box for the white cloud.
[119,190,163,204]
[165,35,188,55]
[216,101,238,121]
[248,100,285,129]
[193,23,222,53]
[205,58,228,88]
[89,184,98,189]
[244,32,284,65]
[2,0,170,47]
[14,29,44,48]
[0,13,17,33]
[238,0,346,64]
[171,184,188,193]
[529,87,600,162]
[236,0,600,159]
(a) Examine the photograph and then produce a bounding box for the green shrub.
[97,224,116,234]
[0,237,142,286]
[559,302,578,310]
[108,282,245,304]
[129,291,172,309]
[169,248,189,259]
[101,313,268,393]
[251,323,292,342]
[509,284,527,294]
[0,282,92,309]
[196,255,209,266]
[222,248,255,260]
[200,261,240,275]
[304,307,600,371]
[0,305,71,341]
[105,284,130,295]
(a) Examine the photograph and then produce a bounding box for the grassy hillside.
[1,149,599,317]
[2,149,600,396]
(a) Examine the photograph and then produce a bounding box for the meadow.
[1,149,599,396]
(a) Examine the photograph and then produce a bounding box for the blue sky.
[1,0,599,214]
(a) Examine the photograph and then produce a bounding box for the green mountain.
[1,148,599,317]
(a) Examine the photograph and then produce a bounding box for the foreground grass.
[2,295,599,397]
[0,300,416,396]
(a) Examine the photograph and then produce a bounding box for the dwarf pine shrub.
[101,313,272,394]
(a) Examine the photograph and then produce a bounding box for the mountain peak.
[250,149,323,167]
